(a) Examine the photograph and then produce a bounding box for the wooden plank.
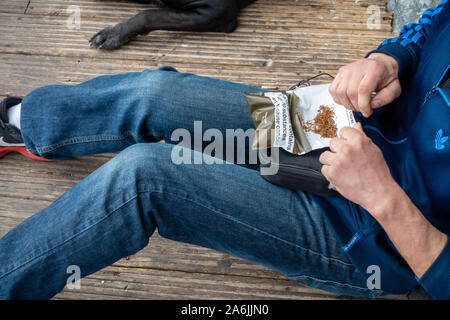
[0,13,389,57]
[0,0,394,95]
[53,266,349,300]
[0,0,31,14]
[0,54,339,96]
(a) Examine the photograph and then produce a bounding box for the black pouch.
[258,146,339,197]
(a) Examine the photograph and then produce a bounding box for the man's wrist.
[365,179,405,223]
[367,182,448,278]
[367,52,399,76]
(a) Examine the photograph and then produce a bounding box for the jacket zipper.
[424,86,437,104]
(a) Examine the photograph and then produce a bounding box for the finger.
[347,79,361,113]
[358,72,380,117]
[319,151,336,166]
[329,137,345,153]
[338,126,363,141]
[329,72,343,105]
[352,122,364,133]
[321,165,331,180]
[371,80,402,109]
[336,75,355,110]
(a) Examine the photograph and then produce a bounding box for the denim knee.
[110,143,166,173]
[138,66,180,93]
[107,143,173,186]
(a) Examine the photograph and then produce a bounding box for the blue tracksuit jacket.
[312,0,450,299]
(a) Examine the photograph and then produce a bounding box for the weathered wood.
[53,266,348,300]
[0,0,409,300]
[0,0,393,95]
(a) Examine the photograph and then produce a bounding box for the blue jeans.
[0,67,384,299]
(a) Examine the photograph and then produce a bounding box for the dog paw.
[89,25,130,50]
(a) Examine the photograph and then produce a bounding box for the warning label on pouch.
[265,92,295,153]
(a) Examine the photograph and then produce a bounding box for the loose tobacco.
[300,105,337,138]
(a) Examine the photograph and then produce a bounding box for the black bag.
[256,73,340,197]
[258,146,339,197]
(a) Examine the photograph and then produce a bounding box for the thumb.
[371,80,402,109]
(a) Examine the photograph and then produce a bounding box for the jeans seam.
[148,190,355,268]
[288,274,384,296]
[35,133,133,153]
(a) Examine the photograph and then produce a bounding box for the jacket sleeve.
[366,0,448,86]
[416,235,450,300]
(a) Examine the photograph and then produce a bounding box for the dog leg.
[90,1,240,50]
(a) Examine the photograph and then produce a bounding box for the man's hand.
[319,122,397,215]
[320,123,448,279]
[320,126,448,279]
[329,53,402,118]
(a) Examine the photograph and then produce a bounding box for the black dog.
[90,0,256,50]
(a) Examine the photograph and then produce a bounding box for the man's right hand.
[329,52,402,118]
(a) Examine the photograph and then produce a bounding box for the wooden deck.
[0,0,409,299]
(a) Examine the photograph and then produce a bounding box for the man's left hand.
[319,122,397,217]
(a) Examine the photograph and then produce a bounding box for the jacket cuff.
[366,43,417,87]
[417,235,450,300]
